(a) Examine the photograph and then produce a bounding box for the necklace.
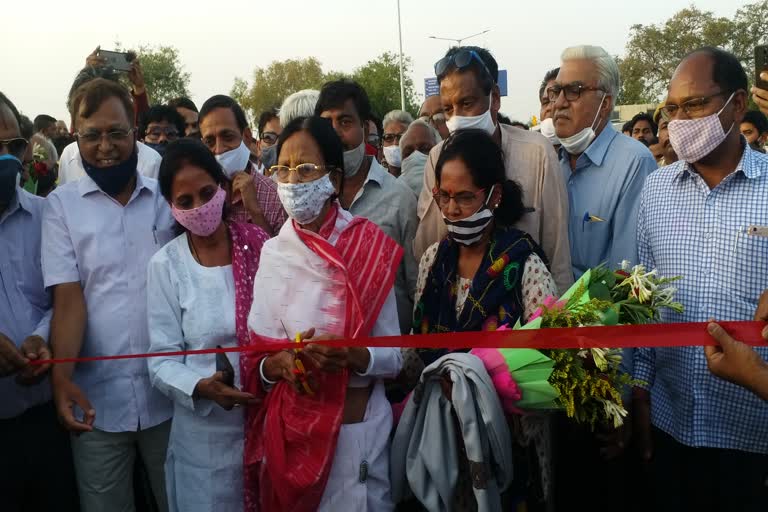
[187,232,202,264]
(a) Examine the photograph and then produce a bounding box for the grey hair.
[382,110,414,131]
[561,45,621,108]
[399,119,440,152]
[279,89,320,128]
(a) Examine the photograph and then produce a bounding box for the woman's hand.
[195,371,257,410]
[301,327,370,374]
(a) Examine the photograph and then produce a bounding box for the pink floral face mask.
[171,186,226,237]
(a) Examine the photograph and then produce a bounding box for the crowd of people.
[1,41,767,512]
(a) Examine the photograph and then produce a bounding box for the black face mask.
[0,156,22,206]
[80,145,138,196]
[145,142,168,157]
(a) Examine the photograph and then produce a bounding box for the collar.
[77,170,152,198]
[364,157,387,188]
[675,137,764,182]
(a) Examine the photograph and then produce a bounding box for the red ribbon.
[28,321,766,366]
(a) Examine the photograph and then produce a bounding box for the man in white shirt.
[43,78,175,512]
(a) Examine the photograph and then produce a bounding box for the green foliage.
[132,45,190,104]
[351,51,419,119]
[232,52,419,126]
[617,1,768,105]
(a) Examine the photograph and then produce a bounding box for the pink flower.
[528,295,565,321]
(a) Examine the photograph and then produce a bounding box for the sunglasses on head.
[0,138,29,159]
[434,49,494,83]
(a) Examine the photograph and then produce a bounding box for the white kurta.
[146,234,244,512]
[247,209,403,512]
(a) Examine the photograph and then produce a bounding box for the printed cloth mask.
[171,186,226,236]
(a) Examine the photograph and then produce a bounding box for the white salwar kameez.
[147,234,245,512]
[247,208,402,512]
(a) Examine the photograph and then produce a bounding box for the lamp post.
[428,29,490,47]
[397,0,405,111]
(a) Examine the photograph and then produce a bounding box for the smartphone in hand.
[97,49,134,72]
[755,45,768,90]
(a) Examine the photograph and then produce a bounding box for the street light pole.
[397,0,406,111]
[428,29,490,47]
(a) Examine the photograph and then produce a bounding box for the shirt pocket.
[731,226,768,300]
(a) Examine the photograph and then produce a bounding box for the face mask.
[81,145,138,196]
[668,92,735,163]
[261,143,277,170]
[383,145,402,168]
[277,174,336,224]
[441,185,495,245]
[145,142,168,157]
[343,141,366,177]
[559,92,606,155]
[539,117,559,145]
[0,155,22,205]
[171,187,226,237]
[401,150,428,176]
[215,140,251,178]
[445,94,496,135]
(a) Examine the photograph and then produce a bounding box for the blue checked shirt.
[634,142,768,454]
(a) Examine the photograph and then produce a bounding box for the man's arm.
[538,143,573,293]
[705,321,768,401]
[413,147,444,260]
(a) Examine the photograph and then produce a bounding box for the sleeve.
[362,287,403,378]
[632,186,655,389]
[521,253,558,322]
[31,307,53,342]
[413,147,446,260]
[41,193,81,288]
[395,187,419,334]
[538,144,574,294]
[413,243,439,310]
[608,155,656,269]
[145,253,213,415]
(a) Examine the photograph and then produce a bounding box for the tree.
[134,45,191,104]
[233,57,329,122]
[617,1,768,105]
[352,52,419,119]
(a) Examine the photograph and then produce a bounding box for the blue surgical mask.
[145,142,168,157]
[0,155,22,205]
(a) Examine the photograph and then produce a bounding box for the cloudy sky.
[1,0,747,126]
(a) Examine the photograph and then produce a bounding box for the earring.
[494,203,500,209]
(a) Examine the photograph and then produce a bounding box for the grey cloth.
[391,353,513,512]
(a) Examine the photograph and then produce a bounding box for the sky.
[1,0,751,127]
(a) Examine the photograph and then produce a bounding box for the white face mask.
[277,174,336,225]
[440,185,495,246]
[667,92,735,163]
[343,141,366,177]
[382,145,402,168]
[215,140,251,178]
[559,93,606,155]
[539,117,559,145]
[445,94,496,136]
[401,150,428,176]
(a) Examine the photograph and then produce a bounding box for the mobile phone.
[755,45,768,90]
[97,49,134,72]
[215,345,236,388]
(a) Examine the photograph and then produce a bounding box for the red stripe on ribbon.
[28,321,766,366]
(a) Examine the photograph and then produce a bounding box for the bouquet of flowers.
[473,262,682,429]
[23,143,52,195]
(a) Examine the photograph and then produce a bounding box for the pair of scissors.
[280,320,314,396]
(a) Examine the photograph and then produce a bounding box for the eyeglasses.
[660,91,730,121]
[76,128,133,146]
[267,163,335,182]
[382,133,405,144]
[261,132,279,145]
[0,137,29,159]
[419,112,446,127]
[145,127,180,141]
[434,188,486,209]
[547,83,605,102]
[434,49,493,83]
